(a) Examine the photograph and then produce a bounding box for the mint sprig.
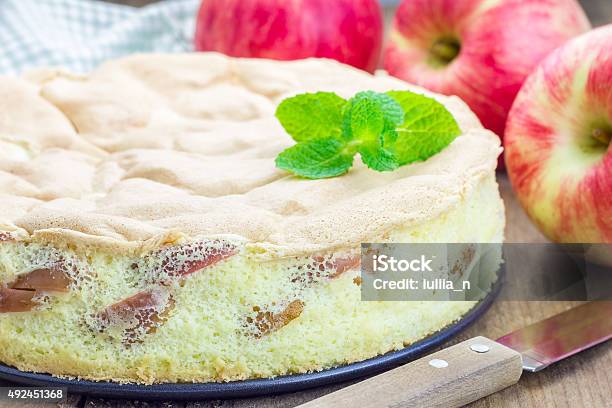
[275,90,460,179]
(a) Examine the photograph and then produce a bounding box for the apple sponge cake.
[0,54,504,384]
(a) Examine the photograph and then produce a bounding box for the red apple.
[383,0,591,149]
[505,25,612,243]
[194,0,383,73]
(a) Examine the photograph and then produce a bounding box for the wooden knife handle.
[298,336,523,408]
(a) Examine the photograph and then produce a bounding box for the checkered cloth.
[0,0,200,76]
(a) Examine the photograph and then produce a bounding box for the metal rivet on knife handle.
[470,343,491,353]
[428,358,449,368]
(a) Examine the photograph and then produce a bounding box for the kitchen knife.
[298,301,612,408]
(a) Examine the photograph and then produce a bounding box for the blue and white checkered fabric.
[0,0,200,76]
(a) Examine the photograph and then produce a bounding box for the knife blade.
[497,301,612,372]
[298,301,612,408]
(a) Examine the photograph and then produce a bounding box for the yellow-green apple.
[383,0,591,150]
[194,0,383,72]
[505,25,612,243]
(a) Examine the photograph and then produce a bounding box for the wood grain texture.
[297,336,523,408]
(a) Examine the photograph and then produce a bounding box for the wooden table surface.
[2,179,610,408]
[2,1,611,407]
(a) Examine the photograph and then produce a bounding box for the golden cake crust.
[0,53,500,258]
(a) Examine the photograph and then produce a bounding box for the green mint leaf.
[386,91,461,165]
[341,91,404,141]
[361,91,405,126]
[275,92,347,142]
[343,92,402,172]
[381,120,399,145]
[349,96,385,143]
[359,145,399,172]
[275,138,354,179]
